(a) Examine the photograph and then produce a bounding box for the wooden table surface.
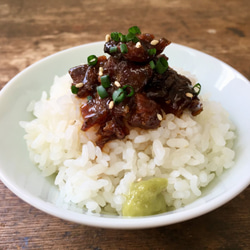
[0,0,249,249]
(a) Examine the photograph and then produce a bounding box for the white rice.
[20,73,236,215]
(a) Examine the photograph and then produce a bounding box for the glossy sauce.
[69,30,203,147]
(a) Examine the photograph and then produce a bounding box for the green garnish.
[87,55,98,66]
[149,60,156,69]
[87,95,92,101]
[110,46,118,53]
[119,34,127,42]
[97,85,109,99]
[148,48,157,56]
[112,85,135,104]
[128,26,141,35]
[126,32,139,43]
[193,83,201,95]
[100,75,111,88]
[71,85,79,94]
[112,88,126,103]
[120,43,128,54]
[155,56,168,74]
[126,32,135,42]
[109,26,141,44]
[111,32,120,42]
[122,85,135,97]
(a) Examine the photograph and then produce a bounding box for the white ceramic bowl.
[0,42,249,229]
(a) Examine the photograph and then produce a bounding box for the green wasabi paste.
[122,177,168,217]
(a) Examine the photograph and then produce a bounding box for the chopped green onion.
[149,60,156,69]
[126,32,139,43]
[126,32,135,41]
[122,85,135,97]
[155,56,169,74]
[71,85,79,94]
[148,48,157,56]
[119,34,127,42]
[100,75,111,88]
[87,55,98,66]
[120,43,128,54]
[87,95,92,101]
[132,36,139,43]
[109,46,118,53]
[111,32,120,42]
[128,26,141,35]
[97,85,109,99]
[112,88,126,103]
[193,83,201,95]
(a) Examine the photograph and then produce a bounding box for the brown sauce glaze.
[69,27,203,148]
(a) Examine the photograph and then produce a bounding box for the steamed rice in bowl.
[20,72,236,215]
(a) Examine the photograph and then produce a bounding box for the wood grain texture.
[0,0,249,249]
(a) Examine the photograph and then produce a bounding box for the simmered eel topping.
[69,26,203,148]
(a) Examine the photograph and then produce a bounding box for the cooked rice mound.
[20,74,236,215]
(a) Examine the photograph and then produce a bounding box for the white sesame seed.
[114,81,121,87]
[185,92,193,98]
[135,41,141,48]
[150,39,159,45]
[137,177,142,182]
[105,34,111,42]
[98,67,104,76]
[157,113,163,121]
[109,101,114,109]
[75,82,84,88]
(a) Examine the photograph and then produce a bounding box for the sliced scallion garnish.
[122,85,135,97]
[111,32,120,42]
[147,48,157,56]
[132,36,139,43]
[100,75,111,88]
[155,56,168,74]
[149,60,156,69]
[119,34,127,42]
[126,32,135,41]
[120,43,128,54]
[87,55,98,66]
[128,26,141,35]
[71,85,79,94]
[126,32,139,43]
[110,46,118,53]
[97,85,109,99]
[112,88,126,103]
[193,83,201,95]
